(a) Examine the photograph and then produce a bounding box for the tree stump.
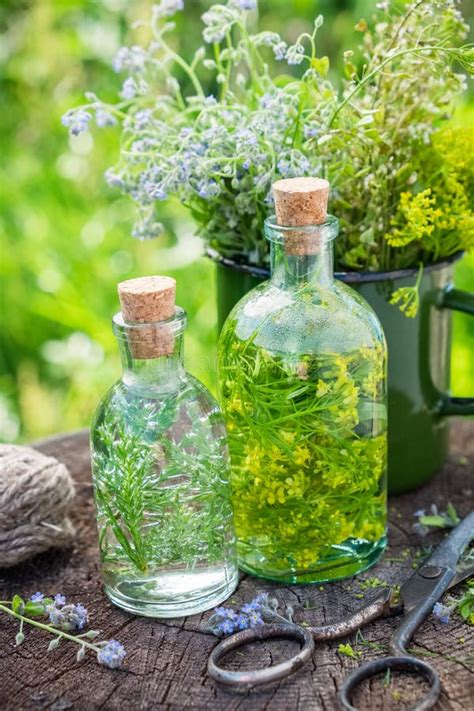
[0,421,473,710]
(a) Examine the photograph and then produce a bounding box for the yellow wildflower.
[388,189,442,248]
[228,397,244,414]
[268,445,282,463]
[294,445,311,466]
[316,380,330,397]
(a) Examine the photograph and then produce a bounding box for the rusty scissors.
[208,511,474,710]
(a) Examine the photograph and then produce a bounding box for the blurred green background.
[0,0,473,443]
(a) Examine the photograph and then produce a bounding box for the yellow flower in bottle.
[228,397,245,414]
[334,356,348,375]
[336,407,358,428]
[357,519,384,540]
[296,548,318,569]
[338,380,358,403]
[268,445,282,463]
[285,471,307,497]
[294,445,311,466]
[330,515,355,543]
[276,487,286,504]
[316,380,330,397]
[279,521,297,538]
[322,468,348,488]
[247,458,262,476]
[362,371,378,398]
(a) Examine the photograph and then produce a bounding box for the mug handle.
[436,286,474,416]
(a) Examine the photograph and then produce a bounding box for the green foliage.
[338,642,361,659]
[68,0,473,273]
[92,383,234,574]
[453,582,474,625]
[219,330,387,577]
[1,1,473,442]
[0,1,217,442]
[328,4,474,273]
[11,595,24,614]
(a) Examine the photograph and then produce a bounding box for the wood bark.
[0,422,473,710]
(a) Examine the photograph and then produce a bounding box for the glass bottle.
[91,275,238,617]
[218,178,387,584]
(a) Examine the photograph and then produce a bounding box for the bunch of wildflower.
[206,593,295,636]
[61,1,334,259]
[325,0,472,273]
[0,592,126,669]
[63,0,473,290]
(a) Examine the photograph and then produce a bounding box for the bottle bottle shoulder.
[220,279,386,356]
[91,374,225,441]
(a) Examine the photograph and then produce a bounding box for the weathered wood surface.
[1,421,473,711]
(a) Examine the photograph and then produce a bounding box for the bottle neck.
[270,240,334,290]
[113,308,187,394]
[118,333,186,392]
[265,214,338,292]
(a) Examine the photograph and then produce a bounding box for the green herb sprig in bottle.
[218,177,387,583]
[91,275,238,617]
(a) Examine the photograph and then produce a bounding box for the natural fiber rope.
[0,444,75,567]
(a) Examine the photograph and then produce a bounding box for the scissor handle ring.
[338,655,440,711]
[208,623,315,690]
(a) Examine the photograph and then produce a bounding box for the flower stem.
[0,603,101,653]
[415,263,424,288]
[329,45,468,127]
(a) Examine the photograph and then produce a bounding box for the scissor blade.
[447,560,474,590]
[423,511,474,569]
[399,511,474,613]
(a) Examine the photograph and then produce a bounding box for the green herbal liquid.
[91,310,238,618]
[220,327,387,583]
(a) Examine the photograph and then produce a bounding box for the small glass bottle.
[218,178,387,584]
[91,275,238,617]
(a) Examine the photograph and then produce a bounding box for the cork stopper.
[272,177,330,255]
[118,276,176,358]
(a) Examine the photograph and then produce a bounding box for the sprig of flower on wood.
[0,593,126,668]
[411,503,474,626]
[431,580,474,626]
[205,592,295,636]
[413,502,460,537]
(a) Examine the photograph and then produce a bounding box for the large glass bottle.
[91,275,238,617]
[218,178,387,583]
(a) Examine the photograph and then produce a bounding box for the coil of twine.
[0,444,76,568]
